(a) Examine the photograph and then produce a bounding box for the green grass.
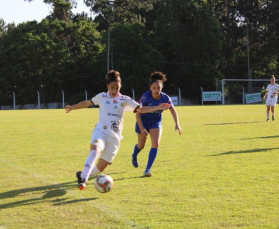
[1,105,279,229]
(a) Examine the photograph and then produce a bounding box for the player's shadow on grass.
[205,121,262,126]
[0,181,97,209]
[209,147,279,156]
[113,175,146,181]
[241,135,279,140]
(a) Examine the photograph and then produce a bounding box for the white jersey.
[266,83,279,100]
[91,92,139,140]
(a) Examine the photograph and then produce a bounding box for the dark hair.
[150,71,167,86]
[106,70,121,85]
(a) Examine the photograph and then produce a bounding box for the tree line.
[0,0,278,106]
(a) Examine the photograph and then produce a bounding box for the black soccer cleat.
[76,171,82,184]
[78,179,87,191]
[272,116,275,121]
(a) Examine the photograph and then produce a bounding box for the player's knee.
[152,142,160,148]
[137,143,146,150]
[90,143,98,151]
[98,167,104,172]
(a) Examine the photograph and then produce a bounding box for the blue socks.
[133,146,159,172]
[146,148,158,171]
[132,144,141,168]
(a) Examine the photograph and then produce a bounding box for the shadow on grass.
[208,147,279,156]
[113,176,145,181]
[0,181,97,209]
[0,172,140,209]
[205,121,262,126]
[241,135,279,140]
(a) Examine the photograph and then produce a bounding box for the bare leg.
[266,105,271,121]
[149,128,162,149]
[271,106,275,120]
[143,128,162,176]
[132,133,148,168]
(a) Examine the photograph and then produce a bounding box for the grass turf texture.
[0,105,279,228]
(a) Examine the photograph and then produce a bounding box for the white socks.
[81,150,99,180]
[90,166,101,177]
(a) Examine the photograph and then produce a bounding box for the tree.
[0,16,103,106]
[0,18,6,37]
[25,0,76,21]
[86,0,160,25]
[142,0,224,98]
[91,23,165,97]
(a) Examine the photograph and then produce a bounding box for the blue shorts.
[135,122,162,134]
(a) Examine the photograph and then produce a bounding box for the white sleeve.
[91,93,103,106]
[124,97,139,113]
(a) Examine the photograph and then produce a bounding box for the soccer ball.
[94,174,114,193]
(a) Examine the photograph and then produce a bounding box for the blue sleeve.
[139,94,148,106]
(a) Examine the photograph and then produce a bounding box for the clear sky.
[0,0,94,25]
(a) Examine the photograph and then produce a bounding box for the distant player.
[261,86,266,105]
[132,71,182,177]
[65,70,171,190]
[263,75,279,121]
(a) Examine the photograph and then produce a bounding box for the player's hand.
[141,128,148,136]
[175,125,182,135]
[159,103,171,110]
[65,105,72,113]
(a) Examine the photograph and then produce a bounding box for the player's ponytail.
[106,70,122,85]
[150,71,167,86]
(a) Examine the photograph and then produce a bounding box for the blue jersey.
[138,91,173,126]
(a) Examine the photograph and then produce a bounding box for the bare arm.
[65,100,93,113]
[136,103,171,113]
[264,91,269,98]
[136,112,148,136]
[169,107,182,135]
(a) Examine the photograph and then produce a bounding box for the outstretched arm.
[65,100,93,113]
[136,103,171,113]
[136,112,148,136]
[169,107,182,135]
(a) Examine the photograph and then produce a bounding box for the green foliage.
[2,0,279,106]
[145,0,224,96]
[0,16,103,105]
[0,18,6,37]
[110,23,165,96]
[85,0,160,24]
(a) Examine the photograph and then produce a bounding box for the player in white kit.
[263,75,279,121]
[65,70,171,190]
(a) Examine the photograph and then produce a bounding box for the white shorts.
[91,129,120,163]
[266,98,277,107]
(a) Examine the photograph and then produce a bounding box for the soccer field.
[1,105,279,228]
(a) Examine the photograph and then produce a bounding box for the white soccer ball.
[94,174,114,193]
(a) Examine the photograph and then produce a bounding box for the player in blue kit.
[132,71,182,177]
